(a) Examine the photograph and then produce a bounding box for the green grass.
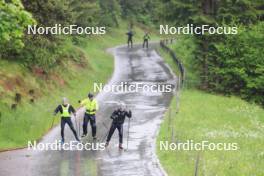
[157,90,264,175]
[157,39,264,175]
[0,21,155,150]
[169,35,200,88]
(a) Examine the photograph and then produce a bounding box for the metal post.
[194,152,200,176]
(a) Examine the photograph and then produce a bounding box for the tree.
[160,0,264,104]
[71,0,101,27]
[0,0,35,57]
[119,0,160,25]
[21,0,74,26]
[99,0,120,27]
[214,23,264,105]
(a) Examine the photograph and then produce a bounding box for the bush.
[213,22,264,105]
[0,0,35,57]
[17,35,64,70]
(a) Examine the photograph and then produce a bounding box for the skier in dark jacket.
[126,30,134,48]
[105,102,132,149]
[54,97,80,143]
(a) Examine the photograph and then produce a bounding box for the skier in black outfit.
[105,102,132,149]
[126,30,134,48]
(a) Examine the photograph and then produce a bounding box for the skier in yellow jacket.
[54,97,80,143]
[79,93,98,140]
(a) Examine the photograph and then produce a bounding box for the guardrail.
[160,40,202,176]
[160,39,185,86]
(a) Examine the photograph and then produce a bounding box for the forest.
[0,0,264,104]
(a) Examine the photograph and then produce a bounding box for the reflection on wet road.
[0,44,176,176]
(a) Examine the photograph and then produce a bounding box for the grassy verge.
[157,37,264,175]
[0,22,154,150]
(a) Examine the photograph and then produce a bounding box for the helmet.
[62,97,68,105]
[88,93,94,98]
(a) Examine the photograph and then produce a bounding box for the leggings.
[83,113,96,137]
[61,118,78,140]
[106,123,123,144]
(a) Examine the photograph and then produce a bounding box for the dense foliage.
[0,0,35,56]
[0,0,263,104]
[214,23,264,104]
[119,0,161,25]
[0,0,159,67]
[161,0,264,105]
[0,0,118,67]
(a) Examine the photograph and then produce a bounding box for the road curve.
[0,43,176,176]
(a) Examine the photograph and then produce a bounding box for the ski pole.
[78,116,81,138]
[50,116,55,130]
[74,114,79,137]
[101,131,109,143]
[126,117,131,150]
[100,121,111,143]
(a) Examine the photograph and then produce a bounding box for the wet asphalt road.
[0,43,176,176]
